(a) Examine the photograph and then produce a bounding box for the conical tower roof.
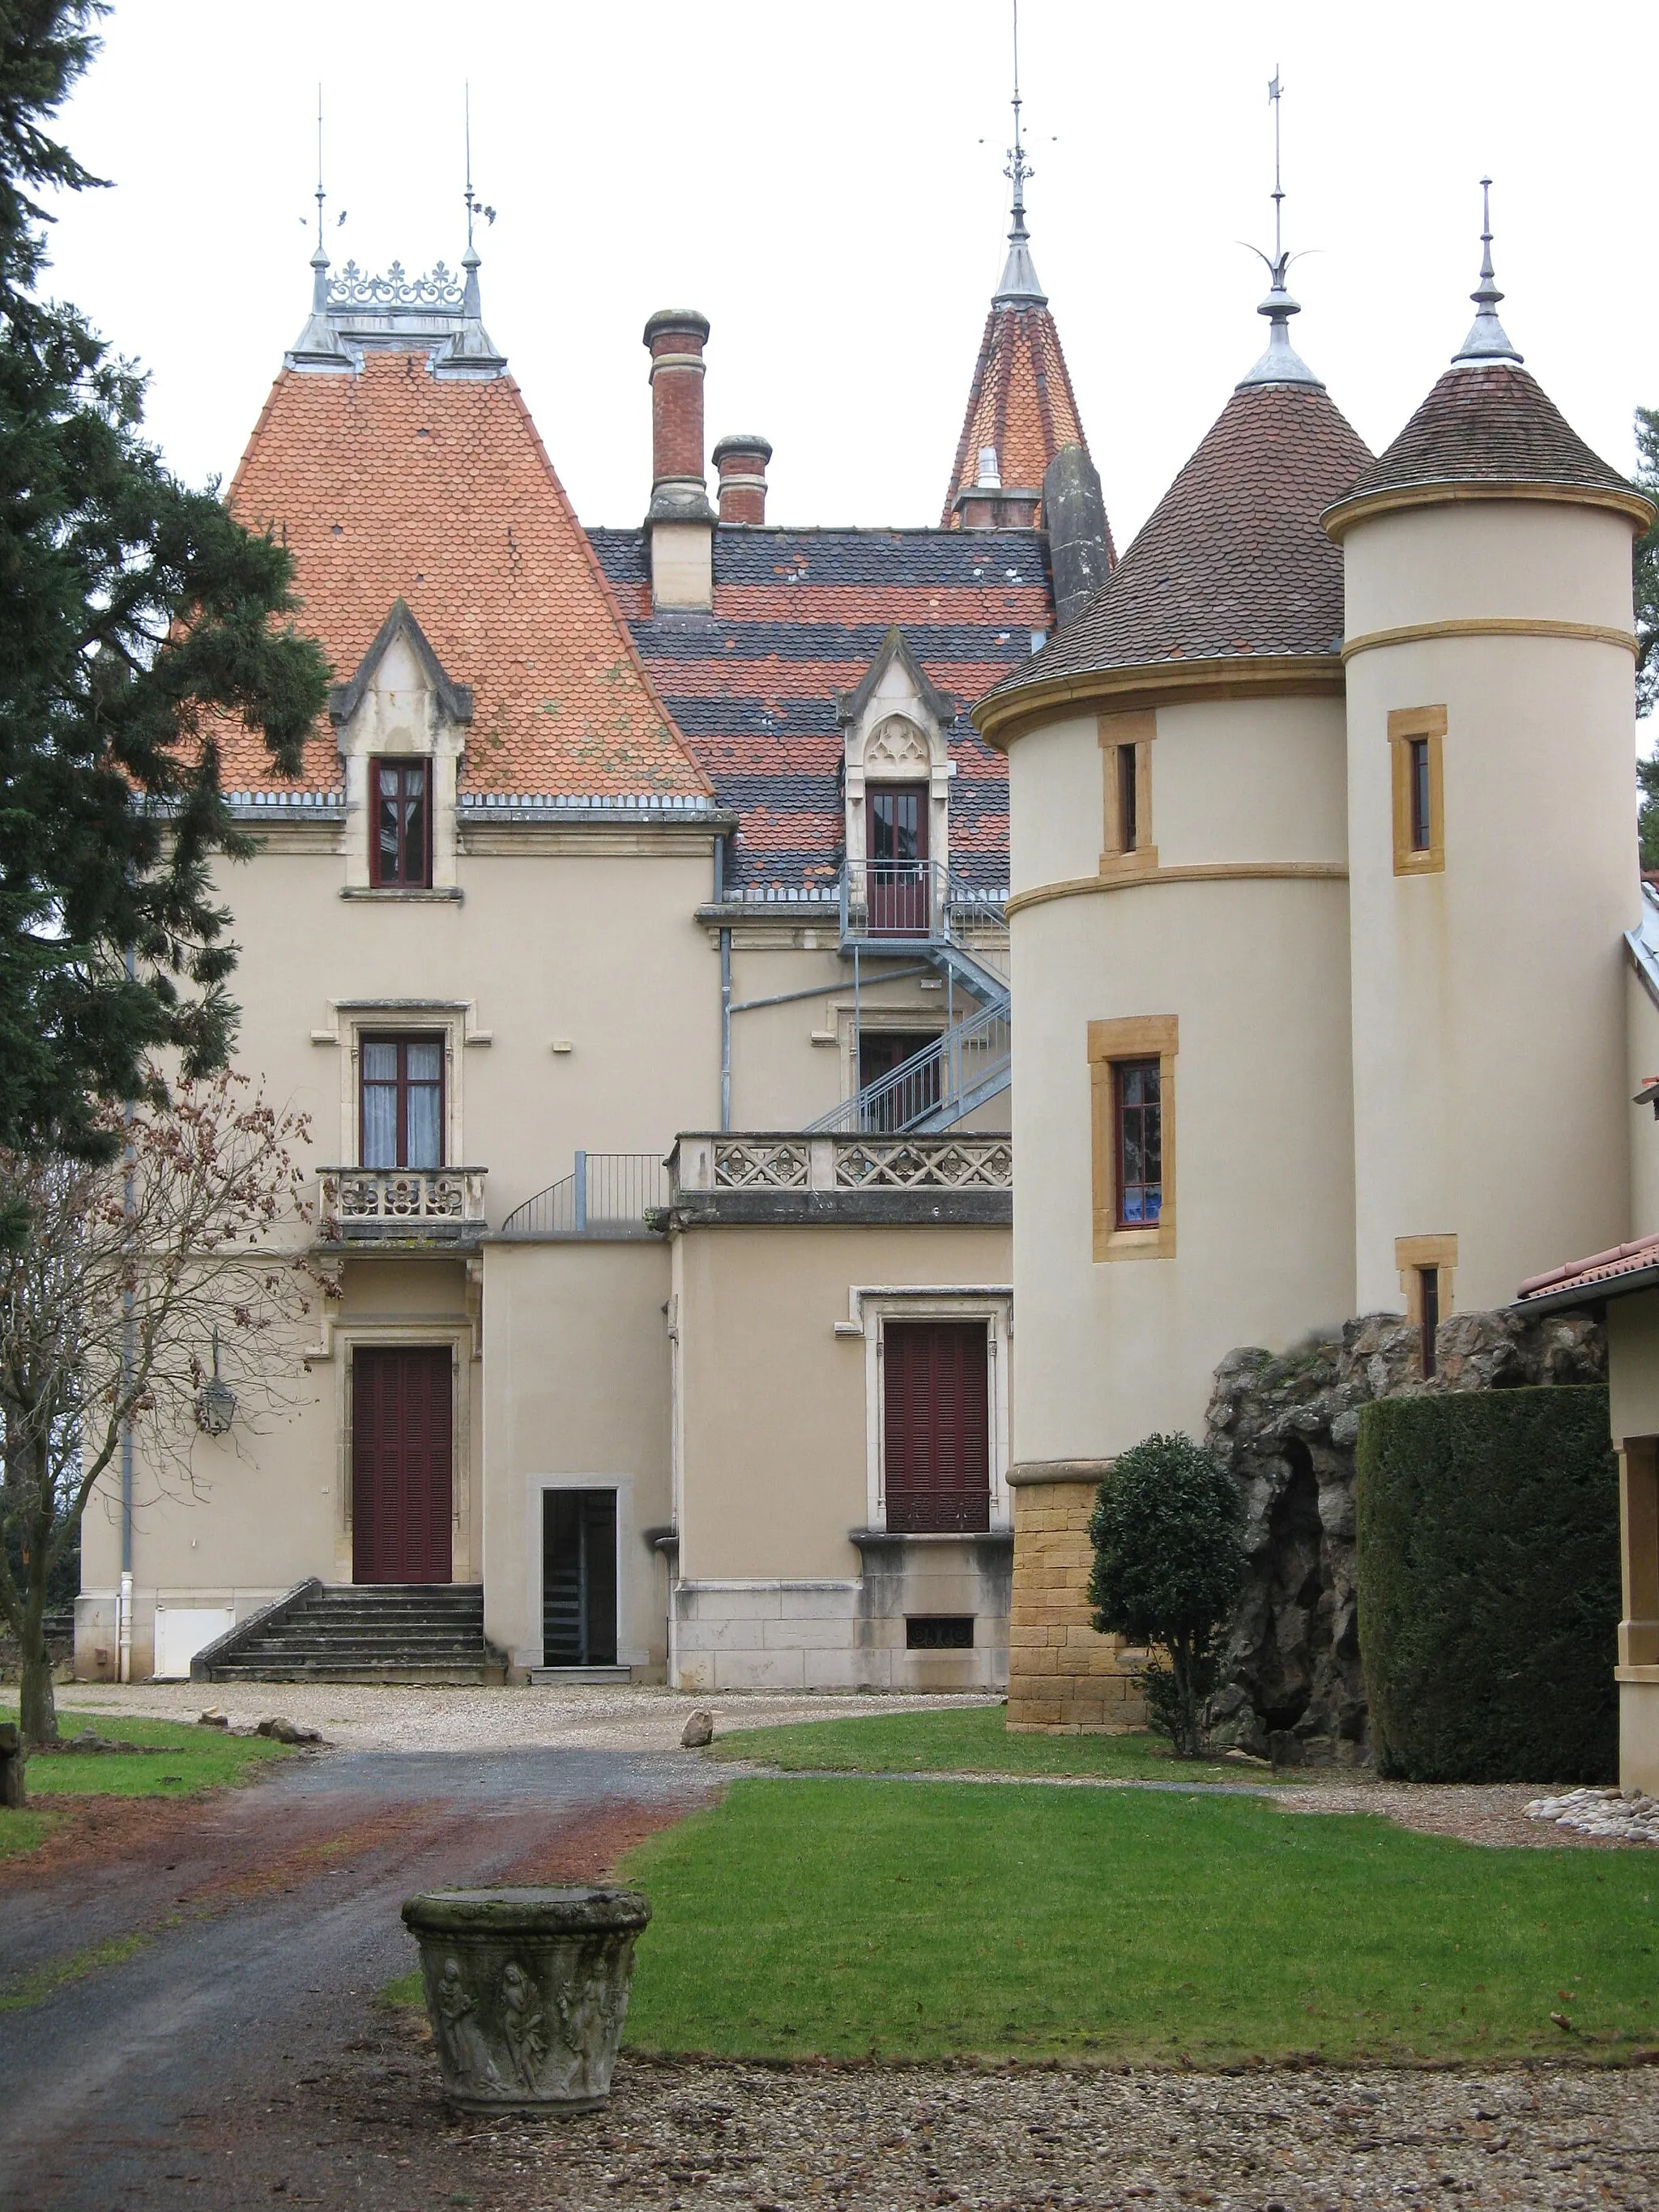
[942,70,1103,537]
[976,377,1373,728]
[1326,185,1652,539]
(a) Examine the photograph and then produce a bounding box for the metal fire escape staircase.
[807,861,1011,1136]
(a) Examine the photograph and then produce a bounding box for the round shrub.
[1088,1433,1245,1758]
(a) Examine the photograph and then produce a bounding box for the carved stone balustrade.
[318,1166,488,1246]
[663,1132,1011,1229]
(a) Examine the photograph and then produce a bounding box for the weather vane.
[1005,0,1032,219]
[463,84,497,247]
[301,87,345,236]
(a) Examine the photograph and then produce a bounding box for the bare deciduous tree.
[0,1072,331,1745]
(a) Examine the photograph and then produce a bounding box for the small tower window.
[1118,743,1139,854]
[1418,1265,1440,1376]
[1098,710,1156,876]
[1396,1235,1457,1367]
[1089,1016,1177,1261]
[1388,706,1445,876]
[370,758,432,889]
[1114,1059,1162,1228]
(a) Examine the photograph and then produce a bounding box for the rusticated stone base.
[1005,1469,1145,1733]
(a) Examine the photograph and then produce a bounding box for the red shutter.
[883,1322,990,1533]
[352,1347,454,1583]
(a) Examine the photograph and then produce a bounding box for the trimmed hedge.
[1355,1386,1618,1783]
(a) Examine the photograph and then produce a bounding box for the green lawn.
[615,1778,1659,2067]
[0,1708,293,1801]
[707,1703,1273,1784]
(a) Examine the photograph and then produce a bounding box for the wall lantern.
[194,1328,237,1437]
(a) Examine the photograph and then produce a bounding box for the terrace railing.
[806,1001,1011,1136]
[499,1151,672,1238]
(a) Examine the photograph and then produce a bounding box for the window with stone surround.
[1089,1016,1177,1261]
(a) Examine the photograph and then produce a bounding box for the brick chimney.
[644,308,714,610]
[712,434,772,525]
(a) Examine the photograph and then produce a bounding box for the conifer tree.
[0,2,329,1169]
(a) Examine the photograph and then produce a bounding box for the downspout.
[117,960,135,1684]
[714,833,731,1133]
[719,931,731,1133]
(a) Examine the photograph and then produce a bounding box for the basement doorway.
[542,1490,619,1669]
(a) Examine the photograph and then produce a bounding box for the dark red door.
[869,784,929,936]
[352,1347,454,1583]
[883,1322,990,1532]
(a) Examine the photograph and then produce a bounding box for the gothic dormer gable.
[838,627,957,880]
[331,600,471,896]
[329,598,474,739]
[835,626,954,744]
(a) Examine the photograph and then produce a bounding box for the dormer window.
[836,628,957,920]
[329,600,473,900]
[371,759,432,889]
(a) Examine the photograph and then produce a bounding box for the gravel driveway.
[60,1678,997,1753]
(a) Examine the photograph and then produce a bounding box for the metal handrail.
[807,1001,1012,1135]
[500,1152,671,1238]
[838,859,1009,987]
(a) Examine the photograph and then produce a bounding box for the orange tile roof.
[942,300,1093,526]
[220,356,710,797]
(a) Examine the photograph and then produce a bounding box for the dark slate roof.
[586,526,1055,889]
[982,383,1373,705]
[1337,363,1633,509]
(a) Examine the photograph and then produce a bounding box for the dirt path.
[0,1744,713,2211]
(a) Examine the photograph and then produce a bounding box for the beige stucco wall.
[1009,693,1348,894]
[1344,500,1641,1313]
[224,837,722,1225]
[79,1253,480,1677]
[1627,961,1659,1240]
[1006,690,1354,1462]
[671,1221,1012,1583]
[1604,1290,1659,1793]
[480,1238,672,1677]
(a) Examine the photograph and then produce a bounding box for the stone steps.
[194,1583,505,1685]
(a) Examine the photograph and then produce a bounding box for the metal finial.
[464,83,476,255]
[1451,175,1523,367]
[1238,66,1324,390]
[992,0,1047,305]
[314,84,326,255]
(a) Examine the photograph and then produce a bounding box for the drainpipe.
[715,833,731,1133]
[719,930,732,1132]
[118,957,135,1683]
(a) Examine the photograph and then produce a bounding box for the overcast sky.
[40,0,1657,552]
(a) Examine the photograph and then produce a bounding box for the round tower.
[975,265,1373,1731]
[1325,190,1654,1321]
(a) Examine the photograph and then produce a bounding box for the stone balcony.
[318,1166,488,1247]
[662,1132,1011,1228]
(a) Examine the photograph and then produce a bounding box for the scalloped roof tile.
[981,381,1373,705]
[943,301,1099,530]
[219,356,710,797]
[1337,362,1632,509]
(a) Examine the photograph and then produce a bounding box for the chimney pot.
[643,308,714,523]
[712,433,772,526]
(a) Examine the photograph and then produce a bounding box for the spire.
[432,84,506,377]
[1451,177,1524,368]
[287,87,353,370]
[1238,68,1324,390]
[993,0,1046,305]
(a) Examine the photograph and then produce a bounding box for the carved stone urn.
[401,1886,651,2115]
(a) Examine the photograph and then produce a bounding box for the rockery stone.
[1203,1306,1604,1767]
